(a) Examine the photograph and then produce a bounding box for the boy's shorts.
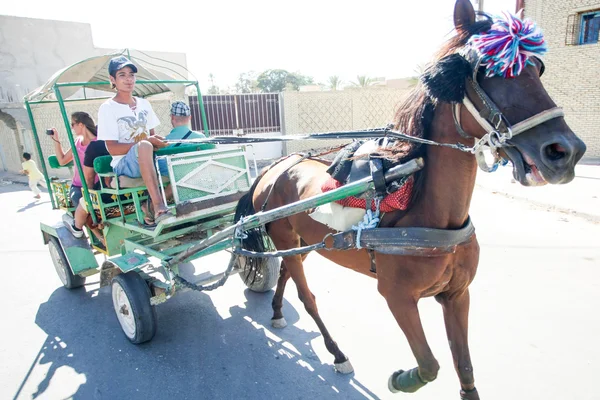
[113,143,168,178]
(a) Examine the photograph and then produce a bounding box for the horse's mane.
[380,15,493,208]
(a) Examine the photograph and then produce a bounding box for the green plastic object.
[48,155,74,169]
[107,252,150,273]
[94,155,114,174]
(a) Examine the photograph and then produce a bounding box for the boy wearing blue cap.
[97,56,170,224]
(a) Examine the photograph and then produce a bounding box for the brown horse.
[234,1,586,398]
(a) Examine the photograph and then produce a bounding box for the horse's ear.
[454,0,476,32]
[421,54,472,103]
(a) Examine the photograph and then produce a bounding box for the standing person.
[49,111,98,206]
[20,152,46,199]
[97,56,170,224]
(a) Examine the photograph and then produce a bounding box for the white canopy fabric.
[25,49,193,104]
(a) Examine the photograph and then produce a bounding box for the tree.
[351,75,374,87]
[327,75,343,90]
[256,69,314,93]
[207,73,220,95]
[234,71,259,93]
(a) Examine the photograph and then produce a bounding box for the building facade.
[524,0,600,160]
[0,15,187,172]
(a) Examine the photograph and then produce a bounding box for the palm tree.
[327,75,343,91]
[351,75,374,87]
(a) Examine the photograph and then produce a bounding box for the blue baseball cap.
[108,56,138,76]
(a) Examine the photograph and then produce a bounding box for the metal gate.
[189,93,280,136]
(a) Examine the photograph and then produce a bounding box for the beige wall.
[0,15,187,172]
[281,87,410,155]
[525,0,600,159]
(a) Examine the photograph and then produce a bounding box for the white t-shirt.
[97,97,160,167]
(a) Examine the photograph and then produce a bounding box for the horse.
[233,1,586,398]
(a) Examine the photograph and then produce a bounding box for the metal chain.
[233,241,327,258]
[172,253,238,292]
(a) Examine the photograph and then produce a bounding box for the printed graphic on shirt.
[117,110,150,142]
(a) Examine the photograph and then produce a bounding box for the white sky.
[0,0,517,90]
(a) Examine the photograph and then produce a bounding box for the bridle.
[451,47,565,172]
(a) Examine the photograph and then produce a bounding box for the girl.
[49,111,98,206]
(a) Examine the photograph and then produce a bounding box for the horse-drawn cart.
[24,3,587,396]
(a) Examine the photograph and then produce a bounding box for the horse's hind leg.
[271,259,291,328]
[436,290,479,400]
[285,253,353,373]
[271,252,309,329]
[268,221,352,373]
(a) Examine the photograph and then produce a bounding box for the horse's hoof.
[460,387,479,400]
[388,368,427,393]
[388,370,404,393]
[334,359,354,374]
[271,318,287,329]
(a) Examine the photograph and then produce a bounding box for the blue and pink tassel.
[468,12,547,78]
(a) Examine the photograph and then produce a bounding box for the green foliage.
[207,73,220,95]
[235,71,259,93]
[256,69,314,93]
[351,75,374,87]
[327,75,343,90]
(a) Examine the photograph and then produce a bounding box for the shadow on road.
[14,282,379,399]
[17,200,51,213]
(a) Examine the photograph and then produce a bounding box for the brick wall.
[525,0,600,159]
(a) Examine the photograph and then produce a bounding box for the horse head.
[421,0,586,186]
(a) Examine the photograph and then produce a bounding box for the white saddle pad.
[309,202,366,232]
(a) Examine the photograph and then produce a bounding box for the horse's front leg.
[437,289,480,400]
[378,278,440,393]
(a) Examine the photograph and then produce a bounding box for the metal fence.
[189,93,280,136]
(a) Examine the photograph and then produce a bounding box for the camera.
[45,129,54,135]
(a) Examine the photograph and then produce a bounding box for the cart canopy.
[24,48,193,103]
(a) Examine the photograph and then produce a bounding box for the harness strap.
[510,107,564,136]
[334,217,475,257]
[173,130,193,147]
[369,158,387,197]
[452,102,474,140]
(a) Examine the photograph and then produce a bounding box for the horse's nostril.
[544,143,567,161]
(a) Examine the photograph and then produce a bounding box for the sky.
[0,0,517,91]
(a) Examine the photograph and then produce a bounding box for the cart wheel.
[111,272,157,344]
[239,256,281,293]
[48,236,86,289]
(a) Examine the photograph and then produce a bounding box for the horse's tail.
[234,168,272,286]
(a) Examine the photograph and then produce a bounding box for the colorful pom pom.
[468,12,547,78]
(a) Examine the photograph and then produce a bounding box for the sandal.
[153,209,171,224]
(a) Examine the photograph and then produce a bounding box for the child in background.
[20,152,46,199]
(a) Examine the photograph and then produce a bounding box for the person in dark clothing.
[64,140,110,240]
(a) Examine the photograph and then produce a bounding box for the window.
[580,11,600,44]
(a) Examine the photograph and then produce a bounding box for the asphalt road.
[1,179,599,400]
